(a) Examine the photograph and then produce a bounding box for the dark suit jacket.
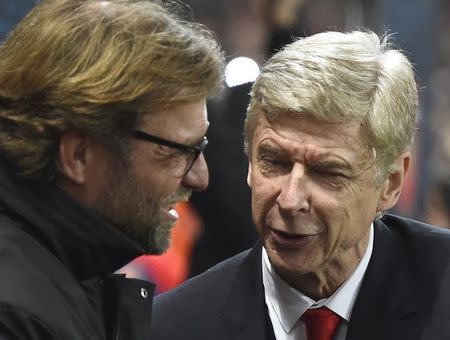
[151,214,450,340]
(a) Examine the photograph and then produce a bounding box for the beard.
[93,157,190,254]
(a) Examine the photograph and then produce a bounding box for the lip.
[269,228,319,249]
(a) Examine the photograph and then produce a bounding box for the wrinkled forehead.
[251,111,372,162]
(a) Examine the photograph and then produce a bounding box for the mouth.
[168,207,179,220]
[159,191,191,225]
[160,204,180,224]
[269,228,318,248]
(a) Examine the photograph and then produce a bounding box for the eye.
[257,155,291,175]
[262,157,285,166]
[318,170,345,177]
[170,150,189,162]
[310,167,350,188]
[156,149,187,168]
[154,144,176,156]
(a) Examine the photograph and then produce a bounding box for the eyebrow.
[310,161,353,173]
[307,149,355,169]
[184,122,210,146]
[257,143,286,157]
[258,143,356,171]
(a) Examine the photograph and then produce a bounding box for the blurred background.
[2,0,449,293]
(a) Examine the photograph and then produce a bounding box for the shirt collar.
[262,224,374,333]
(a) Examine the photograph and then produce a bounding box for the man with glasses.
[129,130,209,179]
[0,0,223,339]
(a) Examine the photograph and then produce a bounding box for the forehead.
[252,112,370,164]
[138,98,208,142]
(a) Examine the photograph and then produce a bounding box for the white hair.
[244,30,419,183]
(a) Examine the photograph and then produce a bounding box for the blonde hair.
[0,0,224,181]
[245,30,418,183]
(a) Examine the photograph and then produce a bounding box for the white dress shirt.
[262,225,374,340]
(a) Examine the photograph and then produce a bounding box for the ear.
[247,162,253,187]
[377,152,411,211]
[57,131,91,184]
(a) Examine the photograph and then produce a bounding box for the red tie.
[301,307,341,340]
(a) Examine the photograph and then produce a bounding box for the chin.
[265,241,317,277]
[145,224,172,255]
[146,239,170,255]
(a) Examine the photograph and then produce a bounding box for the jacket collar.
[220,241,275,340]
[346,216,424,340]
[0,163,145,281]
[222,217,433,340]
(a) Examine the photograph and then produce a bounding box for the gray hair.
[244,30,419,184]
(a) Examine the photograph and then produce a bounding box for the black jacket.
[0,164,155,339]
[152,215,450,340]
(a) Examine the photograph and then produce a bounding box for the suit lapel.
[220,242,275,340]
[346,218,424,340]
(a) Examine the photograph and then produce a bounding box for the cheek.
[130,146,181,197]
[250,175,279,228]
[309,194,347,249]
[250,187,264,229]
[330,192,376,250]
[133,166,180,199]
[348,187,380,223]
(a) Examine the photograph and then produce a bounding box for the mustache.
[160,188,192,206]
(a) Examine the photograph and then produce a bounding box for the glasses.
[130,129,208,177]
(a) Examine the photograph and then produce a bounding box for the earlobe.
[247,162,253,187]
[58,132,90,184]
[377,153,411,212]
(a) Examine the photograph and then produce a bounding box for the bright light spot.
[225,57,260,87]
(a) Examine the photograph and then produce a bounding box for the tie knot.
[300,307,341,340]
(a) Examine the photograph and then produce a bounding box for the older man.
[0,0,223,339]
[152,31,450,340]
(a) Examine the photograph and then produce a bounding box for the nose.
[182,153,209,191]
[276,163,310,214]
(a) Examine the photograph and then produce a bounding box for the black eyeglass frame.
[129,129,208,176]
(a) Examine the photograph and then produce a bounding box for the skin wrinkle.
[249,113,382,299]
[305,231,369,298]
[245,34,418,186]
[243,31,415,301]
[258,120,373,185]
